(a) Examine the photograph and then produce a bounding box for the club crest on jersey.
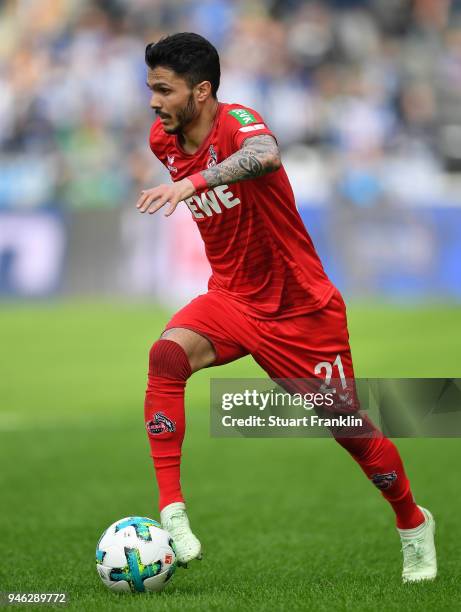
[207,144,218,168]
[167,154,178,174]
[371,471,397,490]
[146,412,176,435]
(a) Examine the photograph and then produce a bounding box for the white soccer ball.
[96,516,177,593]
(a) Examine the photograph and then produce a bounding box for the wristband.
[188,172,208,192]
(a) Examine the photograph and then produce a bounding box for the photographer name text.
[221,414,362,428]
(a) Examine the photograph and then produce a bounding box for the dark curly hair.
[145,33,221,98]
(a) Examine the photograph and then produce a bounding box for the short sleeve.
[224,106,276,151]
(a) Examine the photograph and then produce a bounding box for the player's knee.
[148,339,192,381]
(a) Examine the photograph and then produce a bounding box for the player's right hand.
[136,178,195,216]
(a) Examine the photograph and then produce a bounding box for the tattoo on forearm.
[238,155,263,176]
[201,135,281,188]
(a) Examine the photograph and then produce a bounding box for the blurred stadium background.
[0,0,460,302]
[1,1,461,608]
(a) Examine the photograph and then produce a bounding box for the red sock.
[144,339,191,512]
[335,418,425,529]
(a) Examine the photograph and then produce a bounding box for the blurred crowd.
[2,0,461,210]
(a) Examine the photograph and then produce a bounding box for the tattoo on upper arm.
[200,135,281,189]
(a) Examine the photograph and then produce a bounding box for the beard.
[165,93,198,135]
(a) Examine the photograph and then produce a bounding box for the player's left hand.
[136,178,196,216]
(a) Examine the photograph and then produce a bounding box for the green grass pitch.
[0,302,460,611]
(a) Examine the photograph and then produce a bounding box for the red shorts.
[165,287,355,385]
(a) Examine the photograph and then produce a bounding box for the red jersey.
[149,102,334,319]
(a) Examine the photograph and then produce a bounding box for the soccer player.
[137,33,437,582]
